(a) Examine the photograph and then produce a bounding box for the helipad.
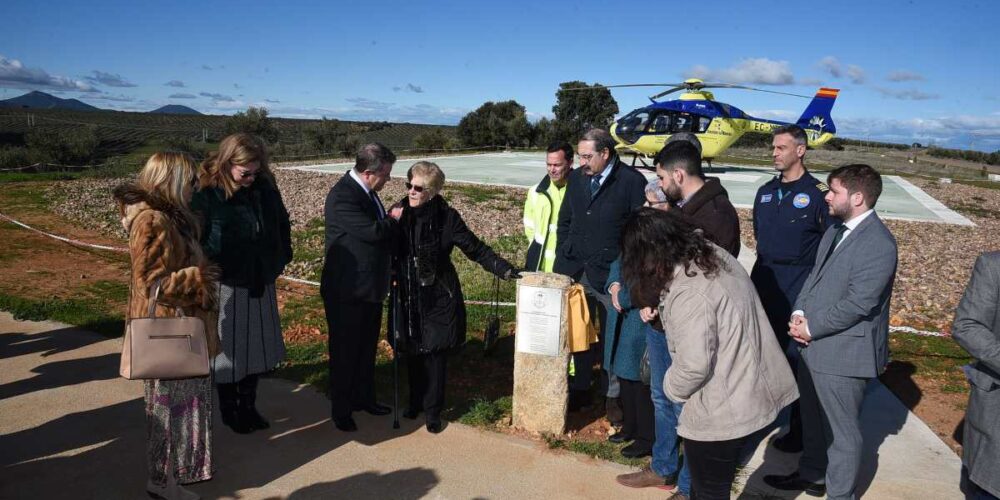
[284,152,973,226]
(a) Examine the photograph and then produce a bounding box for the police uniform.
[751,171,837,351]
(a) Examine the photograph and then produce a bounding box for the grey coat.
[659,244,799,441]
[794,213,898,378]
[952,251,1000,498]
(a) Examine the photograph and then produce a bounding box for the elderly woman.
[114,152,218,500]
[191,133,292,435]
[390,161,518,433]
[621,208,797,500]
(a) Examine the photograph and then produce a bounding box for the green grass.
[543,434,647,467]
[445,183,513,204]
[0,292,123,337]
[458,396,512,427]
[888,333,973,390]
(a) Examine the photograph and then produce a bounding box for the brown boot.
[615,468,674,489]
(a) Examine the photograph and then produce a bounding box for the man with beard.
[751,124,837,453]
[765,164,898,500]
[654,140,740,257]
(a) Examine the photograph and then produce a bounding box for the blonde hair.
[198,133,274,198]
[136,152,200,236]
[407,161,445,196]
[138,152,197,209]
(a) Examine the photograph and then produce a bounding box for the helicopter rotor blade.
[558,83,679,91]
[696,83,812,99]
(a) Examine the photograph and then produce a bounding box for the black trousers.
[570,274,609,393]
[684,435,749,500]
[325,299,382,420]
[406,351,447,423]
[619,378,654,450]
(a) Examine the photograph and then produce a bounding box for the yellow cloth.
[566,283,598,353]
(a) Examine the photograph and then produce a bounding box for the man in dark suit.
[554,128,647,414]
[953,251,1000,500]
[321,143,401,432]
[765,164,898,500]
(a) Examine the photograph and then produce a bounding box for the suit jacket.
[320,172,397,303]
[794,212,898,378]
[553,159,646,288]
[952,251,1000,498]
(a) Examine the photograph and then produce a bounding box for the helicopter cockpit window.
[619,110,651,134]
[671,113,693,133]
[651,113,671,133]
[697,116,712,133]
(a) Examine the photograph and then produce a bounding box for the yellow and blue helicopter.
[590,79,839,164]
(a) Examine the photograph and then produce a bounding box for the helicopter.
[575,79,839,165]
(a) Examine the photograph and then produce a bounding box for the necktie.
[369,191,384,220]
[823,223,847,265]
[590,174,602,197]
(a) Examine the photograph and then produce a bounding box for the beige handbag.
[120,278,210,380]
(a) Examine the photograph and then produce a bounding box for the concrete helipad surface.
[285,152,973,226]
[1,305,963,499]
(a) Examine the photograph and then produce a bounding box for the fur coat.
[113,184,221,357]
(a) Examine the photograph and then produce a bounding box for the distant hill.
[0,91,101,112]
[149,104,202,115]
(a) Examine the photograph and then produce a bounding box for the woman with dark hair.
[390,161,518,433]
[620,208,797,500]
[191,133,292,434]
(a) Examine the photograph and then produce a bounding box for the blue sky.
[2,0,998,150]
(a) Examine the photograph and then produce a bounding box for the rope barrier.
[0,211,517,307]
[0,211,959,330]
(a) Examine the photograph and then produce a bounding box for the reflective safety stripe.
[523,218,535,228]
[534,234,546,244]
[548,224,558,232]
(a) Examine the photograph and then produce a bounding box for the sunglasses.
[405,182,425,193]
[237,169,258,179]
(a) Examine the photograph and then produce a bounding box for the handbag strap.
[144,277,186,319]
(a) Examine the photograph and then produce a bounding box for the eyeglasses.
[237,169,258,179]
[577,153,595,161]
[405,182,425,193]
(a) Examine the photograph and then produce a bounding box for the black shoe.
[772,433,803,453]
[763,472,826,497]
[218,383,253,434]
[239,390,270,430]
[426,421,443,433]
[355,402,392,416]
[403,408,420,420]
[333,416,358,432]
[608,432,632,444]
[621,442,652,458]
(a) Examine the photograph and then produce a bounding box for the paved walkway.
[1,311,962,499]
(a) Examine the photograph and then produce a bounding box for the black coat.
[553,158,647,287]
[677,178,741,258]
[321,171,398,303]
[191,181,292,296]
[394,196,513,354]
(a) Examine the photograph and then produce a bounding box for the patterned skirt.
[211,282,286,384]
[145,376,213,485]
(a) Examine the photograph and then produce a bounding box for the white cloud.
[837,114,1000,149]
[818,56,842,78]
[0,54,98,92]
[873,87,940,100]
[199,91,235,102]
[169,93,197,99]
[165,80,186,87]
[85,70,137,88]
[886,70,924,82]
[846,65,866,84]
[684,58,795,85]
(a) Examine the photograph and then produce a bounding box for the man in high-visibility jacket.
[523,141,574,272]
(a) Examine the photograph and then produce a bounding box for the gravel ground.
[46,169,1000,333]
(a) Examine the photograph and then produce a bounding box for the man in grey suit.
[764,164,898,500]
[953,251,1000,500]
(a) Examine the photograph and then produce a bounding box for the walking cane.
[390,276,401,430]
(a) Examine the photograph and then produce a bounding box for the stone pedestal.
[512,272,572,435]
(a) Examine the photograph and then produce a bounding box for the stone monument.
[512,271,572,435]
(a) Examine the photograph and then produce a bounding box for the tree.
[413,128,453,151]
[25,126,99,164]
[551,81,619,143]
[224,106,279,143]
[305,117,344,153]
[457,100,532,148]
[530,117,555,148]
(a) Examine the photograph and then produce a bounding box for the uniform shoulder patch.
[816,182,829,192]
